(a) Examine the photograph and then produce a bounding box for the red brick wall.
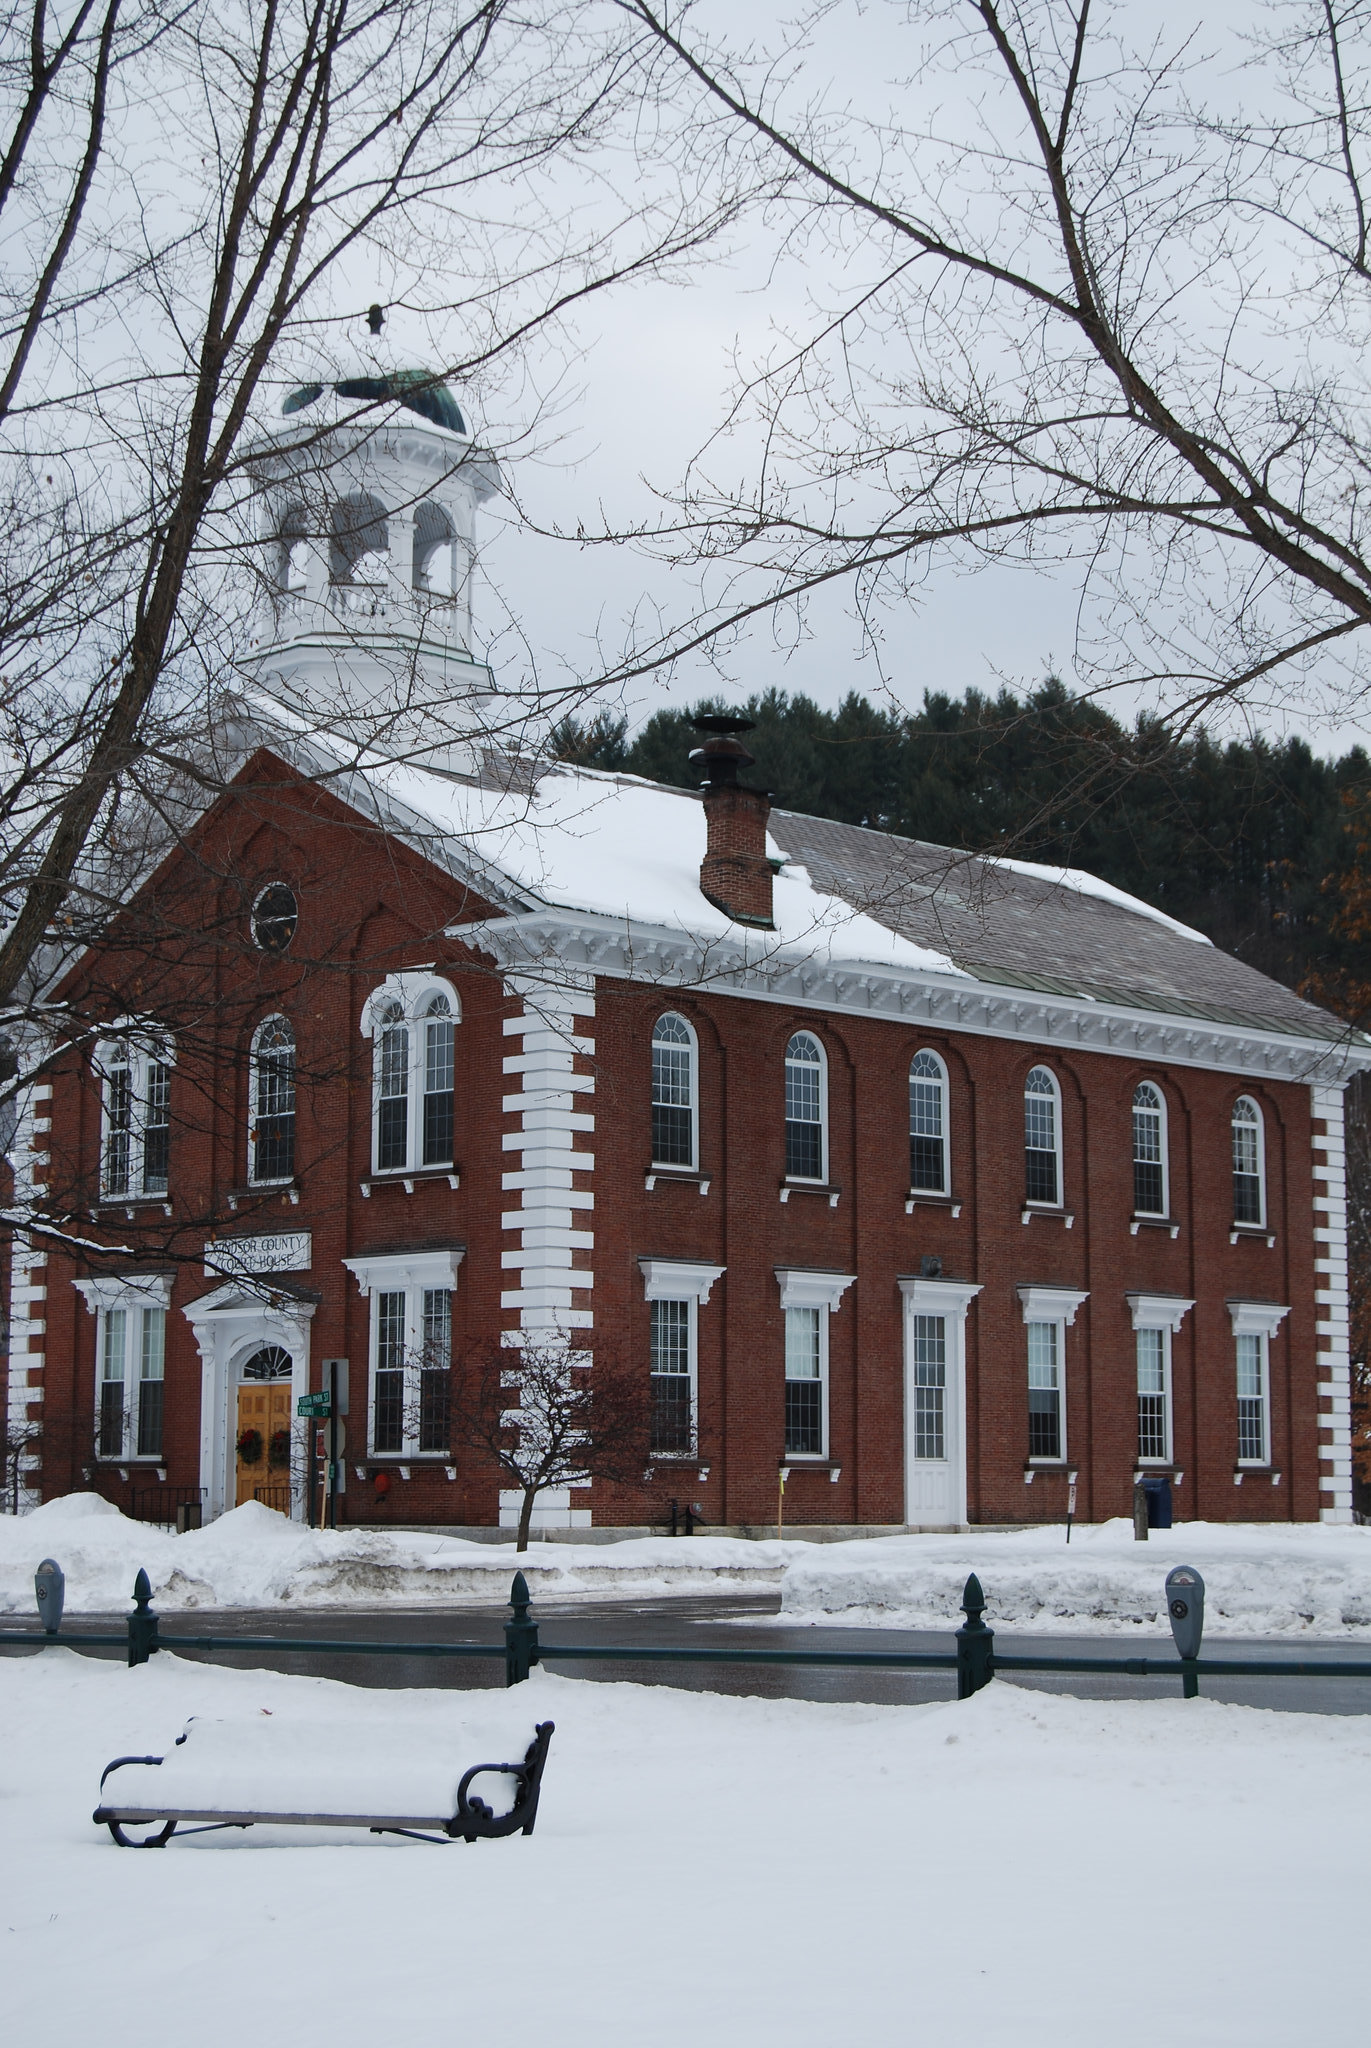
[26,760,1321,1528]
[590,982,1318,1528]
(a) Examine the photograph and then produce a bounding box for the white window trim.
[1231,1095,1267,1229]
[248,1013,295,1186]
[1018,1285,1085,1465]
[1126,1300,1192,1470]
[95,1031,175,1203]
[784,1030,829,1184]
[75,1273,174,1464]
[1132,1080,1169,1218]
[650,1011,700,1172]
[344,1248,464,1459]
[909,1049,950,1196]
[1227,1298,1290,1340]
[360,972,460,1176]
[640,1261,723,1460]
[897,1277,982,1525]
[1233,1330,1273,1469]
[639,1257,725,1305]
[647,1294,699,1458]
[1023,1065,1064,1209]
[1126,1293,1194,1335]
[1133,1325,1174,1466]
[775,1269,855,1461]
[783,1302,830,1460]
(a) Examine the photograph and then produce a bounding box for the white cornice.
[449,907,1371,1087]
[639,1257,726,1305]
[1228,1298,1292,1339]
[1126,1292,1195,1334]
[344,1247,466,1295]
[774,1267,857,1312]
[1019,1284,1090,1325]
[897,1276,983,1319]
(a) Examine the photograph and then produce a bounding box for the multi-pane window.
[97,1303,165,1460]
[1232,1096,1265,1226]
[1132,1082,1166,1216]
[910,1313,947,1460]
[651,1013,696,1168]
[419,1287,452,1452]
[784,1032,826,1180]
[250,1015,296,1183]
[649,1298,693,1454]
[784,1305,824,1456]
[909,1051,948,1193]
[1027,1320,1062,1459]
[372,1291,406,1453]
[376,1003,409,1171]
[422,996,454,1165]
[369,1285,453,1456]
[1236,1332,1268,1464]
[1024,1067,1060,1205]
[369,980,459,1173]
[100,1044,172,1199]
[1136,1327,1170,1462]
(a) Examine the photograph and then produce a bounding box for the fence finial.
[955,1573,994,1699]
[127,1569,160,1667]
[505,1572,539,1686]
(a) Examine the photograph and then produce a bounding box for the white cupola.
[244,347,502,773]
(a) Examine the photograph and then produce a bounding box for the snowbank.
[1,1649,1367,2046]
[0,1494,791,1613]
[780,1517,1371,1635]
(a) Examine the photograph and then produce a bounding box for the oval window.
[252,883,298,954]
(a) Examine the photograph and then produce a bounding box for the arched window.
[251,881,297,954]
[363,976,461,1175]
[275,504,310,594]
[651,1012,697,1169]
[421,993,455,1166]
[909,1050,949,1193]
[329,493,388,586]
[376,999,410,1171]
[1232,1096,1265,1226]
[97,1036,173,1201]
[1132,1081,1167,1217]
[785,1031,827,1181]
[412,499,458,595]
[1024,1066,1061,1206]
[250,1016,296,1184]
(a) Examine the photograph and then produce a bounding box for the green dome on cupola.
[282,370,466,436]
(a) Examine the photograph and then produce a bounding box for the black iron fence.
[5,1568,1371,1699]
[129,1487,205,1531]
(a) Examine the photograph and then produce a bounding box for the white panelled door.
[899,1278,982,1529]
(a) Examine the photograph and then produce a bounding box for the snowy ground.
[5,1496,1371,1639]
[0,1494,790,1613]
[1,1648,1366,2047]
[779,1518,1371,1636]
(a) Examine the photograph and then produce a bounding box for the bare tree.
[0,0,745,1243]
[450,1334,650,1551]
[568,1,1371,741]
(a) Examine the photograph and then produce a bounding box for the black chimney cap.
[367,302,385,335]
[691,713,756,736]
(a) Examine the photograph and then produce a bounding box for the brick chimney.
[690,715,775,929]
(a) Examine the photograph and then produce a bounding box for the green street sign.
[297,1391,331,1418]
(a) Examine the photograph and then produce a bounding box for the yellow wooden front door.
[235,1383,292,1507]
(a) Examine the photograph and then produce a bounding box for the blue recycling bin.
[1142,1475,1173,1528]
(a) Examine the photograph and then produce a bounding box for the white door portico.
[898,1276,982,1529]
[182,1281,317,1520]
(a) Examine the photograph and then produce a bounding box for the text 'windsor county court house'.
[4,364,1363,1534]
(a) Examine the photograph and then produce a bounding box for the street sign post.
[297,1391,330,1418]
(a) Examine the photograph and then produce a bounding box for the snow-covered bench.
[93,1708,554,1848]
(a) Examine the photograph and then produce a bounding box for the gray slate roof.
[771,809,1348,1045]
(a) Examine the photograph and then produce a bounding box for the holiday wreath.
[236,1426,263,1465]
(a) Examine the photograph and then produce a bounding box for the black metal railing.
[5,1567,1371,1698]
[252,1486,293,1515]
[129,1487,206,1531]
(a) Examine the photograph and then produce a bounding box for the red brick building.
[4,376,1361,1532]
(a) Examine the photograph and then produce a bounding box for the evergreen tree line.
[551,681,1371,1014]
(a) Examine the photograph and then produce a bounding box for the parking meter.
[34,1557,65,1635]
[1165,1564,1205,1662]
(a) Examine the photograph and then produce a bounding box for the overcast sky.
[379,0,1371,763]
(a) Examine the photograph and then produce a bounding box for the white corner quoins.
[501,978,596,1341]
[1311,1084,1353,1523]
